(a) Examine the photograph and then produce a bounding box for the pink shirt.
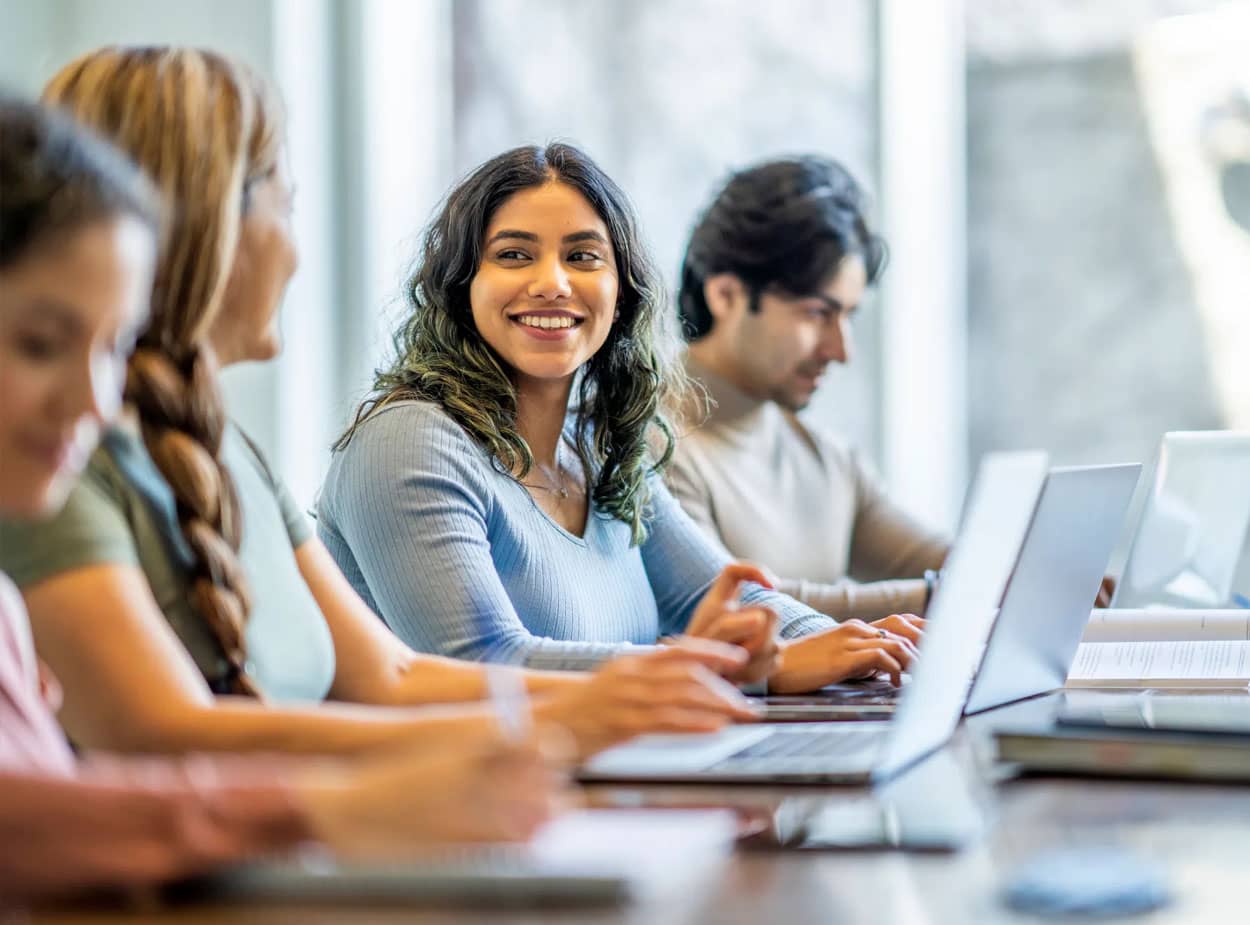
[0,573,75,776]
[0,573,312,902]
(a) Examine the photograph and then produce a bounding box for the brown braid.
[43,48,284,697]
[127,345,258,695]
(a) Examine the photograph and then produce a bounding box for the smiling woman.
[320,143,922,691]
[334,143,680,544]
[0,66,761,766]
[470,183,620,401]
[0,111,158,523]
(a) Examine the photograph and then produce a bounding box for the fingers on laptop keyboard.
[842,625,917,686]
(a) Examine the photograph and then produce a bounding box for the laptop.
[762,750,986,851]
[1113,431,1250,608]
[963,463,1142,714]
[757,462,1142,722]
[579,451,1050,785]
[754,681,901,720]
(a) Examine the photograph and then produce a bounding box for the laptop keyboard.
[711,728,884,773]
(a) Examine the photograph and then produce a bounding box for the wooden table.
[26,696,1250,925]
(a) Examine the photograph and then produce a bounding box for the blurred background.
[2,0,1247,540]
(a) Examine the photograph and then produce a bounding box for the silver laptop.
[1114,431,1250,608]
[758,463,1143,722]
[963,463,1141,715]
[579,451,1050,785]
[753,679,902,721]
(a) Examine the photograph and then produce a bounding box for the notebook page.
[1067,640,1250,687]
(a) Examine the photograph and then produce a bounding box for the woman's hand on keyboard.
[870,613,924,646]
[533,643,764,757]
[767,619,921,693]
[684,562,781,684]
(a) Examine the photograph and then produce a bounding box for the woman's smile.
[508,308,586,340]
[470,181,619,385]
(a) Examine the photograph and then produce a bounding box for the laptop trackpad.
[584,727,774,775]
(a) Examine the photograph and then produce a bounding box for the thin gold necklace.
[522,443,572,499]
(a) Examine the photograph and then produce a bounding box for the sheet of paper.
[527,809,737,894]
[1067,640,1250,685]
[1081,609,1250,643]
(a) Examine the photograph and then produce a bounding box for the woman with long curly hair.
[0,47,762,759]
[322,143,921,692]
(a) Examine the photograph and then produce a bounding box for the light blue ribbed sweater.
[317,400,834,669]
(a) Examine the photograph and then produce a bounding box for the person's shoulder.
[673,374,714,428]
[83,431,139,497]
[223,423,300,510]
[349,399,480,450]
[785,411,873,474]
[665,419,715,493]
[0,438,143,587]
[225,422,275,474]
[44,437,142,522]
[794,415,853,456]
[321,399,501,526]
[0,569,31,663]
[331,399,494,488]
[668,383,726,466]
[0,571,21,611]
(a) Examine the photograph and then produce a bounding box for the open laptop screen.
[874,451,1049,780]
[963,463,1141,714]
[1114,431,1250,608]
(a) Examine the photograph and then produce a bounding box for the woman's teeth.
[516,315,578,330]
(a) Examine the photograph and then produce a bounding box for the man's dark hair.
[677,156,887,341]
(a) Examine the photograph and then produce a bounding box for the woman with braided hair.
[0,94,560,901]
[0,46,761,760]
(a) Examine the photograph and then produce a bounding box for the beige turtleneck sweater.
[666,360,949,621]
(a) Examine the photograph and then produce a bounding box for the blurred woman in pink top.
[0,95,560,902]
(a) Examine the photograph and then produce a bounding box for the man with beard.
[669,157,948,622]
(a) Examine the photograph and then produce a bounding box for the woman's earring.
[613,309,621,321]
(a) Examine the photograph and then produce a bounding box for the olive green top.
[0,424,335,702]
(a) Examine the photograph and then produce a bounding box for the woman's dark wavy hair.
[336,142,685,544]
[677,155,888,341]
